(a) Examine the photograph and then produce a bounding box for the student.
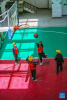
[55,50,64,74]
[26,56,39,82]
[12,42,19,65]
[35,41,48,66]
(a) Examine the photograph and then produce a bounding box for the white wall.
[24,0,52,9]
[49,0,52,9]
[62,0,67,15]
[0,2,1,7]
[52,0,62,17]
[24,0,49,8]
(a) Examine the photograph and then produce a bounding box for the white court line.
[37,30,67,34]
[56,32,63,33]
[34,57,67,59]
[63,33,67,34]
[0,57,67,60]
[4,32,7,39]
[38,80,66,83]
[37,30,55,32]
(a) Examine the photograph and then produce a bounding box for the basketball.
[34,33,38,38]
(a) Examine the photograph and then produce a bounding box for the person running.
[35,41,48,66]
[26,56,39,82]
[12,42,19,65]
[55,50,64,74]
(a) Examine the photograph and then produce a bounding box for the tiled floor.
[0,27,67,59]
[19,9,67,27]
[0,9,67,28]
[0,9,67,100]
[0,58,67,100]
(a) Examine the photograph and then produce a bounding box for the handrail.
[0,1,16,17]
[0,14,8,22]
[0,10,8,17]
[34,0,36,12]
[0,1,16,26]
[24,1,38,9]
[7,1,16,12]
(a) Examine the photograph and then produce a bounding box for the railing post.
[7,11,10,28]
[7,11,11,40]
[33,0,36,13]
[35,0,36,13]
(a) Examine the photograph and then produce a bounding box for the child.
[55,50,64,74]
[35,41,48,66]
[26,56,39,82]
[12,42,19,65]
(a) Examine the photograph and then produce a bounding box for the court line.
[4,32,7,39]
[0,57,67,60]
[34,57,67,59]
[63,33,67,34]
[38,80,67,83]
[37,30,67,34]
[37,30,55,32]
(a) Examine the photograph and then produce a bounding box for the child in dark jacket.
[26,56,39,82]
[55,50,64,74]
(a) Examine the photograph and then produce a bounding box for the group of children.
[12,41,64,82]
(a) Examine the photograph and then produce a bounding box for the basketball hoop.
[14,24,29,37]
[14,24,29,31]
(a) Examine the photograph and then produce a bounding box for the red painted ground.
[0,58,67,100]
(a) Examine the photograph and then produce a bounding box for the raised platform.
[0,27,13,32]
[0,58,67,100]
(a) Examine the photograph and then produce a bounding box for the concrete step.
[24,7,35,13]
[24,3,28,8]
[27,4,31,10]
[24,2,36,13]
[31,6,35,11]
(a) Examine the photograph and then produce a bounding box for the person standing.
[55,50,64,74]
[35,41,48,66]
[26,56,39,82]
[12,42,19,65]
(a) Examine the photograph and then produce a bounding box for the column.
[52,0,62,17]
[62,0,67,15]
[1,2,6,18]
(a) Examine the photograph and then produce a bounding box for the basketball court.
[0,27,67,59]
[0,1,67,100]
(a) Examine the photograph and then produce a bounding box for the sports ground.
[0,27,67,59]
[0,27,67,100]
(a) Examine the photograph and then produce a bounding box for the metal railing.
[0,1,18,28]
[25,0,37,13]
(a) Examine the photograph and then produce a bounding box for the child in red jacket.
[12,42,19,65]
[36,41,48,66]
[26,56,39,82]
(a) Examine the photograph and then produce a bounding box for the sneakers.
[45,54,48,58]
[33,79,37,82]
[60,68,63,71]
[40,61,43,66]
[15,62,17,65]
[32,77,33,79]
[56,72,58,75]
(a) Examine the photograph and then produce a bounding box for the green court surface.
[0,27,67,59]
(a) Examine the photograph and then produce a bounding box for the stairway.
[0,0,10,4]
[0,0,10,17]
[23,1,37,13]
[0,0,3,3]
[0,0,37,14]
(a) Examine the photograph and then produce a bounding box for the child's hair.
[39,41,42,44]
